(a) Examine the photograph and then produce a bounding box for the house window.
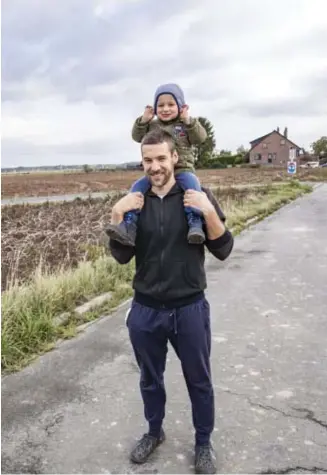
[254,153,262,160]
[280,139,285,145]
[268,153,273,163]
[262,143,268,149]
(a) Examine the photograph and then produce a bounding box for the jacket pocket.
[134,261,160,292]
[183,260,206,289]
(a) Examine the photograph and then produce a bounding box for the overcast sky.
[2,0,327,167]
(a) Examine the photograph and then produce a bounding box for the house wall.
[249,131,300,166]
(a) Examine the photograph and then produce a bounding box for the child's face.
[156,94,179,121]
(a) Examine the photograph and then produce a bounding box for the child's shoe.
[187,213,205,244]
[105,212,137,247]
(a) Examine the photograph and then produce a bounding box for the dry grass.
[1,191,125,289]
[300,167,327,181]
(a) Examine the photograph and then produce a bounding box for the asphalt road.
[2,184,327,474]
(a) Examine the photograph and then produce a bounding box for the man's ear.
[140,157,146,170]
[172,150,179,165]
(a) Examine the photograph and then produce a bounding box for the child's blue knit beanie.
[153,83,185,114]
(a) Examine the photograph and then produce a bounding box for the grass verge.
[1,257,134,373]
[1,181,312,373]
[220,180,312,234]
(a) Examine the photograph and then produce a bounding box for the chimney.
[277,126,280,133]
[284,127,288,138]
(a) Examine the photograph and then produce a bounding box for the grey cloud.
[271,27,327,59]
[225,92,326,118]
[300,72,327,99]
[223,68,327,118]
[1,138,38,157]
[237,98,324,118]
[2,0,196,102]
[2,137,117,156]
[1,136,136,167]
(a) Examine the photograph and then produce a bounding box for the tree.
[218,149,232,156]
[194,117,216,168]
[83,164,92,173]
[311,136,327,157]
[236,145,249,156]
[236,145,250,163]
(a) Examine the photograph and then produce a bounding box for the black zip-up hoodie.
[109,185,233,309]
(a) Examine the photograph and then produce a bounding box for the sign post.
[289,147,296,161]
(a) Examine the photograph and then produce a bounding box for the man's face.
[141,142,178,189]
[156,94,179,122]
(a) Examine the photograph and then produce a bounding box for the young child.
[106,83,208,246]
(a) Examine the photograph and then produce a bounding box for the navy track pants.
[126,297,214,446]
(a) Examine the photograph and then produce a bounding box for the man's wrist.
[111,206,124,225]
[202,203,216,218]
[204,206,226,239]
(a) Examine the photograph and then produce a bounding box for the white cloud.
[2,0,327,167]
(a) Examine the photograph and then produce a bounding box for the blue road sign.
[287,161,297,174]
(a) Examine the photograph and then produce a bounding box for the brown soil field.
[1,187,259,290]
[0,167,314,199]
[1,194,120,290]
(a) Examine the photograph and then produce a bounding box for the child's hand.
[140,106,154,124]
[180,105,191,124]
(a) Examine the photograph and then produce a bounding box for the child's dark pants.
[127,171,202,219]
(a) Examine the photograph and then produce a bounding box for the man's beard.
[148,168,173,188]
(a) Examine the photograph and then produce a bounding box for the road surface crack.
[289,407,327,430]
[250,402,327,431]
[259,466,327,474]
[44,413,64,436]
[220,390,327,430]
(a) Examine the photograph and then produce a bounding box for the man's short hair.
[141,128,176,154]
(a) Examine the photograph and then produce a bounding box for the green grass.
[1,181,312,373]
[1,256,134,372]
[222,180,312,234]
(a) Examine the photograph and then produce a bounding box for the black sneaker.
[105,221,137,247]
[187,212,205,244]
[130,429,165,464]
[194,444,217,474]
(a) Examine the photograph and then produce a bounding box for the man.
[107,129,234,474]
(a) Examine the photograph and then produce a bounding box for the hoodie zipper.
[159,197,165,295]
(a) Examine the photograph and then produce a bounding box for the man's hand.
[183,190,215,216]
[180,105,191,125]
[111,192,144,224]
[184,190,226,239]
[140,105,154,124]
